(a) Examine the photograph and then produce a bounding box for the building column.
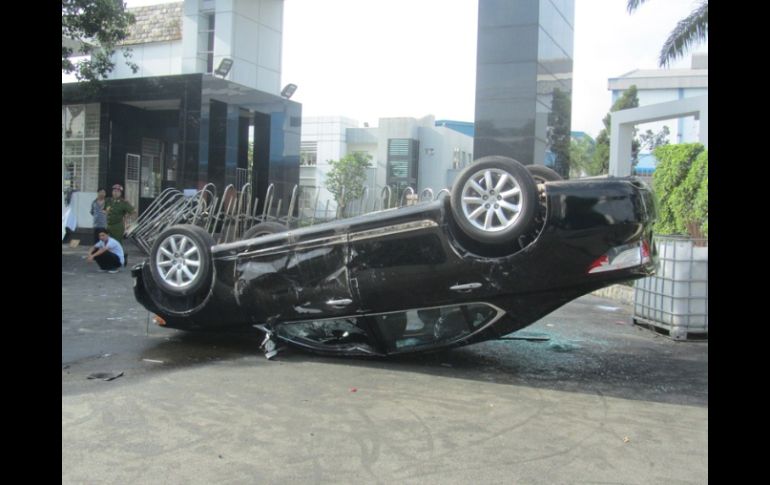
[609,96,708,176]
[609,121,635,176]
[698,105,708,148]
[252,111,271,212]
[224,103,240,188]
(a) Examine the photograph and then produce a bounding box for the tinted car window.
[374,303,500,353]
[274,318,376,354]
[273,303,501,355]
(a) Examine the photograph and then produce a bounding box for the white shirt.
[95,237,125,265]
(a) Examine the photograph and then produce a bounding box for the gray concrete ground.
[62,242,708,484]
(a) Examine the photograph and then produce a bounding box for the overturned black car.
[132,156,657,357]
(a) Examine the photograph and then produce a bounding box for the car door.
[349,226,449,313]
[233,232,295,322]
[234,229,357,322]
[286,231,357,319]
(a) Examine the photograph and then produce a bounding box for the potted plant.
[633,143,708,340]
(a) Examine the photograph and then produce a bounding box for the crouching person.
[87,228,125,273]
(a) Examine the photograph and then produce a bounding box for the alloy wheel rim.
[156,234,202,288]
[460,168,524,232]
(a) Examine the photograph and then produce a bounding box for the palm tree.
[627,0,708,67]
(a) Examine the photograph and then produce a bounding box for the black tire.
[450,156,538,244]
[526,165,563,183]
[242,222,288,239]
[149,224,214,297]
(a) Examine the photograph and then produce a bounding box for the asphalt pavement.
[62,241,708,484]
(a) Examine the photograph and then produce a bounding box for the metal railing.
[126,182,450,254]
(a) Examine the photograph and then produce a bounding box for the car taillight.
[641,240,651,263]
[587,255,610,273]
[588,241,649,274]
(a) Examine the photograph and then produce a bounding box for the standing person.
[86,229,125,273]
[90,188,107,244]
[105,184,135,243]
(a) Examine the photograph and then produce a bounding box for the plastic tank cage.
[125,183,451,254]
[632,235,708,340]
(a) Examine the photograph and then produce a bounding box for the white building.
[299,115,474,213]
[608,53,708,174]
[63,0,300,237]
[107,0,285,96]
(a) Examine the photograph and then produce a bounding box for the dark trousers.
[91,249,121,270]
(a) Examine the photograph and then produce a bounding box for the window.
[273,303,503,355]
[140,138,163,198]
[275,319,377,354]
[300,141,317,166]
[452,147,461,170]
[374,303,502,353]
[387,138,419,193]
[62,104,100,192]
[199,13,215,73]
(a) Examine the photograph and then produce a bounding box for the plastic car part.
[450,156,538,244]
[254,324,281,359]
[587,241,652,274]
[149,224,214,297]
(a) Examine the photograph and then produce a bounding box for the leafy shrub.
[652,144,708,238]
[325,152,372,212]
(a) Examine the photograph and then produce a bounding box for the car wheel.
[242,222,288,239]
[450,156,538,244]
[149,224,214,297]
[526,165,564,183]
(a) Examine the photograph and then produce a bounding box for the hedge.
[652,143,708,238]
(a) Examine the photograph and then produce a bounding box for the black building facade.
[473,0,574,171]
[62,73,300,216]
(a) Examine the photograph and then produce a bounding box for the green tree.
[325,152,372,214]
[592,85,641,175]
[691,152,708,237]
[247,141,254,186]
[652,143,707,238]
[638,125,670,152]
[627,0,708,67]
[569,135,597,177]
[62,0,138,84]
[547,88,572,178]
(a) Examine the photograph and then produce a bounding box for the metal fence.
[125,182,450,254]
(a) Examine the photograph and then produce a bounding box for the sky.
[121,0,707,139]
